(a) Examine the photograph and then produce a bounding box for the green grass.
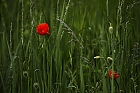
[0,0,140,93]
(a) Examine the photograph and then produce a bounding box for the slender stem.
[115,80,120,91]
[111,33,114,93]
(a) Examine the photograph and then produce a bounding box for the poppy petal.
[36,23,50,35]
[108,70,120,79]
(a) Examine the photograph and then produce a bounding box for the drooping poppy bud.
[36,23,50,35]
[108,70,120,79]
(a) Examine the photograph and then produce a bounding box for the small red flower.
[108,70,120,79]
[36,23,50,35]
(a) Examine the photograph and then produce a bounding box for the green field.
[0,0,140,93]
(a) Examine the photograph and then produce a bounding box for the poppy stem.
[110,23,115,93]
[115,80,120,92]
[109,79,111,93]
[42,9,47,22]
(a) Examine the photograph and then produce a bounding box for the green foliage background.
[0,0,140,93]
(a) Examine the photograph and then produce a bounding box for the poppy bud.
[94,56,103,59]
[36,23,50,35]
[33,82,39,89]
[23,71,28,78]
[94,56,101,59]
[109,27,113,33]
[107,57,113,61]
[109,22,113,34]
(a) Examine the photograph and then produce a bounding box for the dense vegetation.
[0,0,140,93]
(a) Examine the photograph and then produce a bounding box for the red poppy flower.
[108,70,120,79]
[36,23,50,35]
